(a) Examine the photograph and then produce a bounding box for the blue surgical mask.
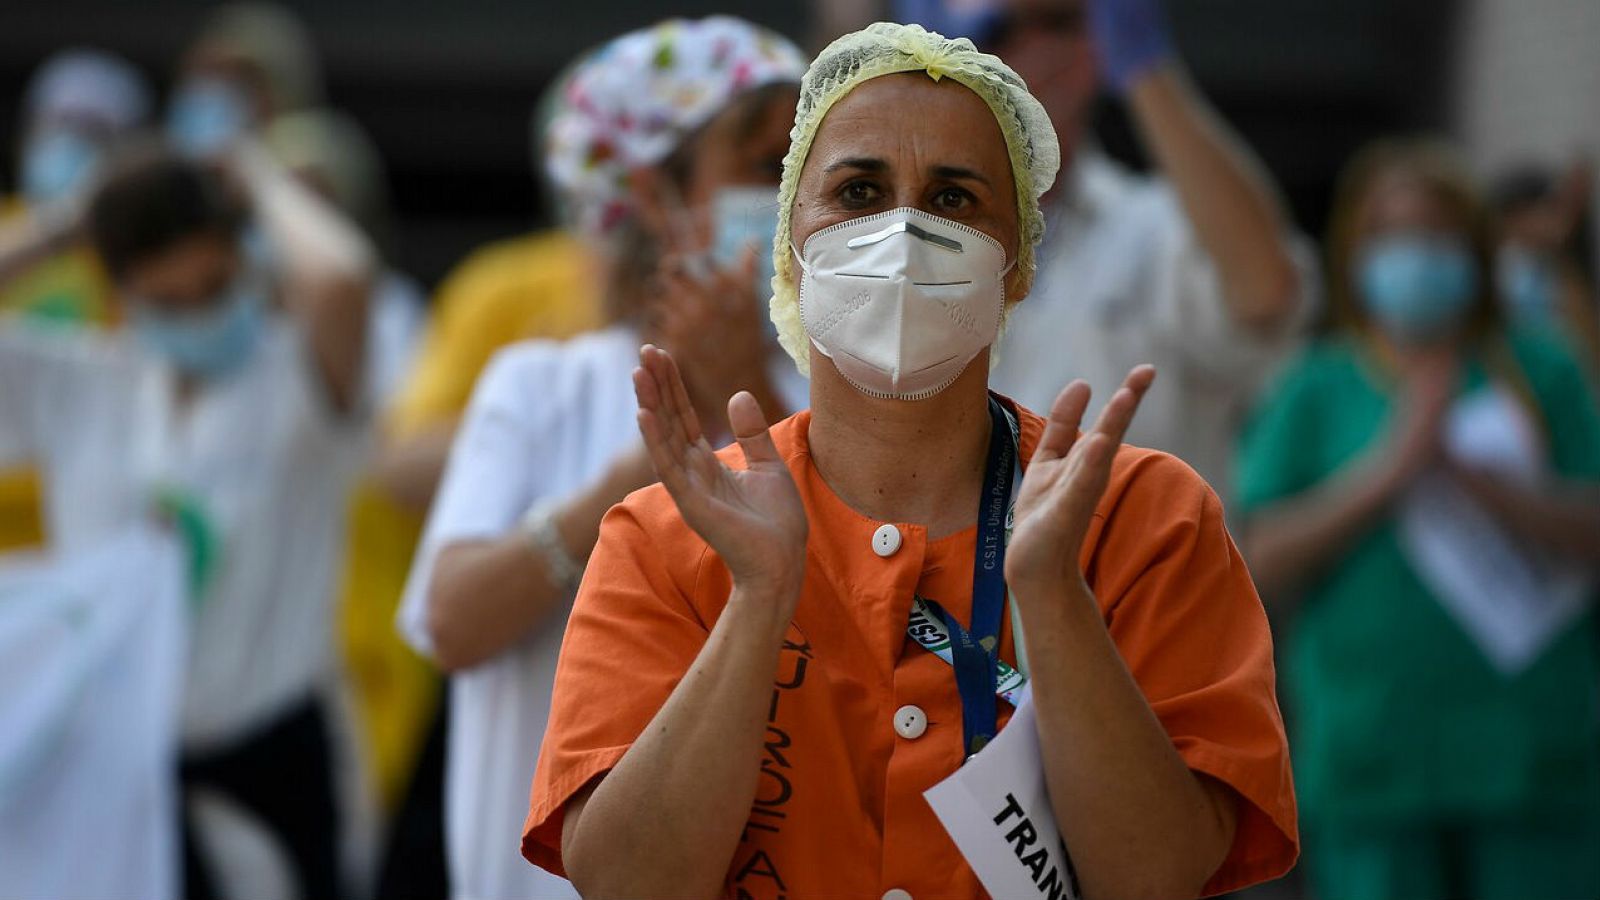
[167,79,251,158]
[1497,245,1558,324]
[133,273,267,378]
[1357,234,1478,343]
[711,186,781,339]
[20,129,102,207]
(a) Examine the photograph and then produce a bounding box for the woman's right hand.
[633,344,809,610]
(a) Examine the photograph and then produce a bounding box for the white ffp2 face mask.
[796,207,1011,399]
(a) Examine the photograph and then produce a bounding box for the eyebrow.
[824,157,887,175]
[823,156,992,188]
[933,164,991,187]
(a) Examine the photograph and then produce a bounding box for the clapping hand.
[1383,349,1457,491]
[1005,366,1156,596]
[633,344,809,603]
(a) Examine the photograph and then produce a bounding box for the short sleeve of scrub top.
[1078,446,1300,893]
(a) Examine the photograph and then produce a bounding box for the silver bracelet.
[519,500,586,593]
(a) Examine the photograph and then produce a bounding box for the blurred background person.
[265,103,433,804]
[1489,159,1600,369]
[169,8,417,876]
[357,61,608,900]
[397,17,808,900]
[1236,139,1600,900]
[166,2,322,159]
[899,0,1316,502]
[0,49,150,558]
[266,108,425,407]
[1,48,149,324]
[0,141,375,900]
[264,105,436,897]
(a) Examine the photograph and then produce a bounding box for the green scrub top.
[1236,328,1600,824]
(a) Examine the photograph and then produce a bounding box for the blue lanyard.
[919,396,1016,757]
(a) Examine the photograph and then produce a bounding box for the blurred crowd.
[0,2,1597,900]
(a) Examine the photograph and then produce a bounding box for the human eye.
[932,186,974,213]
[838,179,881,209]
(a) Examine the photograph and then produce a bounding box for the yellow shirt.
[0,469,45,552]
[388,229,602,436]
[0,246,116,326]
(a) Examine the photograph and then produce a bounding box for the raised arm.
[231,143,375,411]
[1094,0,1301,332]
[560,345,807,899]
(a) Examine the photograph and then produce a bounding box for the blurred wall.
[1452,0,1600,267]
[1114,0,1457,240]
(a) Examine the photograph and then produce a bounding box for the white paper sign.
[924,689,1081,900]
[1400,472,1591,674]
[1399,385,1595,674]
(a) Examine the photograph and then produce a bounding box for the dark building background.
[0,0,1457,289]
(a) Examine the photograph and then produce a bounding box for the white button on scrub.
[882,890,914,900]
[893,704,927,740]
[872,524,903,557]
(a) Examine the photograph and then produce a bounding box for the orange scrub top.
[524,400,1298,898]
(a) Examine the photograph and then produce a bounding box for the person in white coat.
[396,17,811,900]
[0,140,374,899]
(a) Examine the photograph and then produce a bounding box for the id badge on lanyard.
[907,396,1025,758]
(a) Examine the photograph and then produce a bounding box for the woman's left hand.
[1005,366,1157,598]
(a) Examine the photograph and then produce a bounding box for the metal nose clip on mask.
[796,207,1012,400]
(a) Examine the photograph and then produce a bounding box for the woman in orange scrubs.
[524,23,1297,899]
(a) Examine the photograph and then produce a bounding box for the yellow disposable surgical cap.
[769,21,1061,374]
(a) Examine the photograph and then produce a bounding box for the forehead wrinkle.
[808,117,1005,189]
[828,82,1006,180]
